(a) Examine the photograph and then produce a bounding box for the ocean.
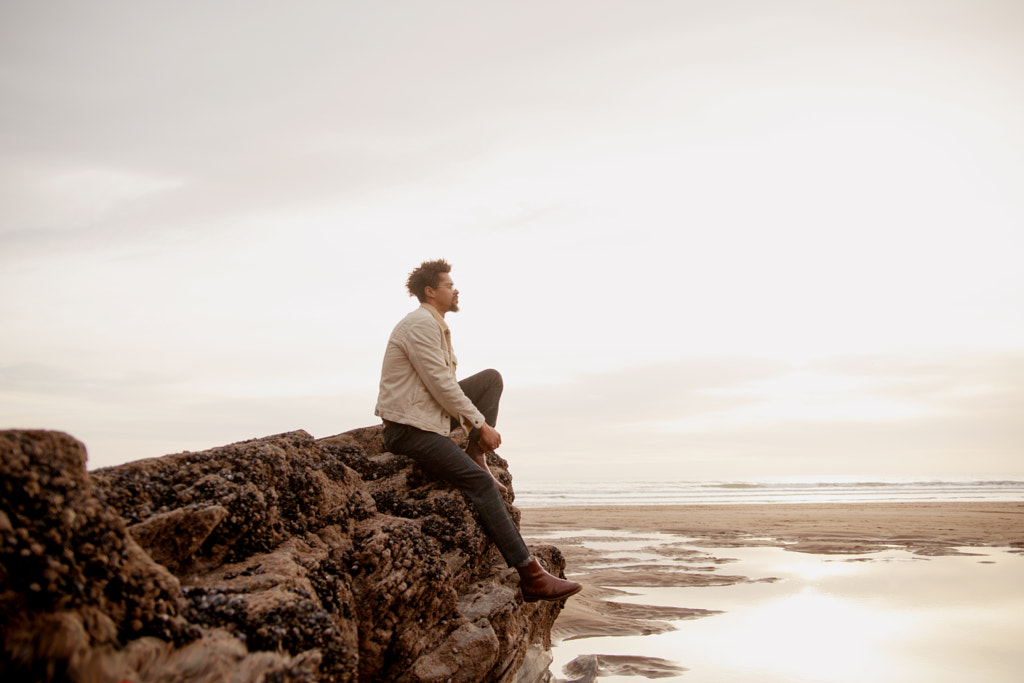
[513,478,1024,507]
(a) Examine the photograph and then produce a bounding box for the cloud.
[503,351,1024,482]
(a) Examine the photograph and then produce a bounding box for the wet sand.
[519,502,1024,680]
[521,502,1024,551]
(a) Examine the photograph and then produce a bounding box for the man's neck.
[423,302,447,319]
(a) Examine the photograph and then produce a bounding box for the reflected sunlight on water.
[550,538,1024,682]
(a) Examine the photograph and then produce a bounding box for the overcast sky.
[2,1,1022,485]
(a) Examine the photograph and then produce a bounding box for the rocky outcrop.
[1,427,568,682]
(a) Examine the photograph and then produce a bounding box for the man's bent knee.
[481,368,503,390]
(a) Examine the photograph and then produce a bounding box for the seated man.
[375,259,581,603]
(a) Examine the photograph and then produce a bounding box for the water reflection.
[549,536,1024,682]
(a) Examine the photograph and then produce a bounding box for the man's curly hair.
[406,259,452,302]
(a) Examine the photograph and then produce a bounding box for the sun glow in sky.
[2,1,1022,482]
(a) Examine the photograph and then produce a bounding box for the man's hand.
[478,423,502,453]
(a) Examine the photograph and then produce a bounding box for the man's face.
[431,272,459,313]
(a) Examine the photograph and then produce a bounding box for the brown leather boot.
[468,449,508,494]
[516,558,582,603]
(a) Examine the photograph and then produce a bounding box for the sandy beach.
[522,502,1024,549]
[520,502,1024,681]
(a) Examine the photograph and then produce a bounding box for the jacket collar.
[421,303,449,332]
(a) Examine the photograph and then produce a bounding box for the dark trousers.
[381,369,530,567]
[452,368,502,443]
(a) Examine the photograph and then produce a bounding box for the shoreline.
[519,501,1024,550]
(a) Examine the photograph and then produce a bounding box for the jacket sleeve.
[401,317,486,430]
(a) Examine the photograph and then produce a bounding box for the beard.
[449,299,460,313]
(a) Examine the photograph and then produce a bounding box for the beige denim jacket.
[375,304,486,436]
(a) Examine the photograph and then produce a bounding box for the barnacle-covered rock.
[1,427,567,683]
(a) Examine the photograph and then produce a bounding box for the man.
[375,259,581,603]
